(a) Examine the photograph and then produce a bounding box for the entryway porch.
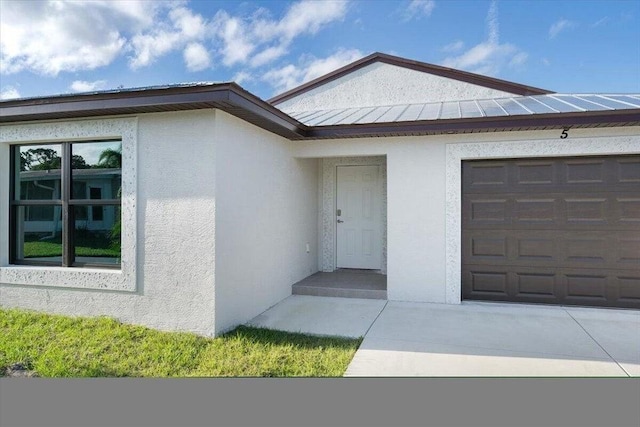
[292,269,387,300]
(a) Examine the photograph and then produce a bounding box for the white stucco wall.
[213,111,319,334]
[0,111,218,336]
[294,127,640,303]
[275,62,517,113]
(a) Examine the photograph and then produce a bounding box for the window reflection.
[16,144,62,200]
[73,205,121,265]
[12,140,122,268]
[14,205,63,263]
[71,141,122,200]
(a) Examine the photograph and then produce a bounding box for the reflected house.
[19,168,121,234]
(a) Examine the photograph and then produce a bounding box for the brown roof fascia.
[268,52,554,105]
[226,84,309,138]
[307,109,640,139]
[0,83,308,139]
[2,83,637,141]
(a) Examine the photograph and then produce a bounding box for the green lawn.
[23,240,120,258]
[23,232,120,258]
[0,309,361,377]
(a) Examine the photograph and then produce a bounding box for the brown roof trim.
[0,83,309,140]
[268,52,554,105]
[2,84,637,141]
[306,109,640,139]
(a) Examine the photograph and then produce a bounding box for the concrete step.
[292,283,387,300]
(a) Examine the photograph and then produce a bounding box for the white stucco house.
[1,53,639,336]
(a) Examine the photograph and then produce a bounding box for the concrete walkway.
[248,295,640,377]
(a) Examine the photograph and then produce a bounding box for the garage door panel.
[465,230,638,270]
[469,236,508,259]
[464,265,561,304]
[513,198,556,223]
[617,197,640,223]
[463,162,508,190]
[467,270,509,295]
[514,160,557,186]
[616,157,640,184]
[562,234,609,265]
[617,237,640,265]
[564,273,608,300]
[465,157,640,194]
[465,198,509,226]
[515,235,556,262]
[564,159,607,185]
[464,266,640,308]
[565,198,608,224]
[462,155,640,308]
[465,194,638,230]
[515,272,557,298]
[617,276,640,303]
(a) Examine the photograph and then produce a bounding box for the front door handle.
[337,219,344,223]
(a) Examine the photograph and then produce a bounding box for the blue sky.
[1,0,639,101]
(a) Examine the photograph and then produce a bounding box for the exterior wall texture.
[294,127,640,304]
[275,62,516,113]
[213,111,319,334]
[0,111,218,336]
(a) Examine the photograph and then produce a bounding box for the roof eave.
[306,109,640,139]
[0,84,309,140]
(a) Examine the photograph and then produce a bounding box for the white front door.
[336,165,383,269]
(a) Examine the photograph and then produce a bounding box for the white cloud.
[232,71,254,85]
[1,0,350,77]
[263,48,364,92]
[486,0,499,44]
[212,11,257,66]
[170,6,208,39]
[70,80,108,92]
[129,7,209,69]
[0,1,212,75]
[441,1,527,76]
[542,58,551,66]
[402,0,436,21]
[214,0,349,68]
[183,43,211,71]
[509,52,528,67]
[0,85,21,100]
[0,0,173,75]
[251,46,290,68]
[592,16,609,27]
[548,19,576,39]
[271,0,349,41]
[441,40,464,53]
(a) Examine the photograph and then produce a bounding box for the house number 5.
[560,129,569,139]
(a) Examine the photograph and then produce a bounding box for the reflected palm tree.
[97,144,122,253]
[98,145,122,169]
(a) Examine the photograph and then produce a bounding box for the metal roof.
[287,94,640,127]
[2,85,639,140]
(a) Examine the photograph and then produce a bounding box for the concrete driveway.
[248,295,640,377]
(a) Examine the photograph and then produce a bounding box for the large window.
[10,140,122,268]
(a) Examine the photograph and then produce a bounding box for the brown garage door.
[462,155,640,308]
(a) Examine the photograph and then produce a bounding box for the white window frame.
[0,118,137,292]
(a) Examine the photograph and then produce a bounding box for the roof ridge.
[268,52,553,105]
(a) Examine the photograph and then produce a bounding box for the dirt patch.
[2,363,39,378]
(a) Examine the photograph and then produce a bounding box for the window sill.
[0,264,136,292]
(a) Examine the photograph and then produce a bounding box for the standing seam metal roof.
[286,94,640,126]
